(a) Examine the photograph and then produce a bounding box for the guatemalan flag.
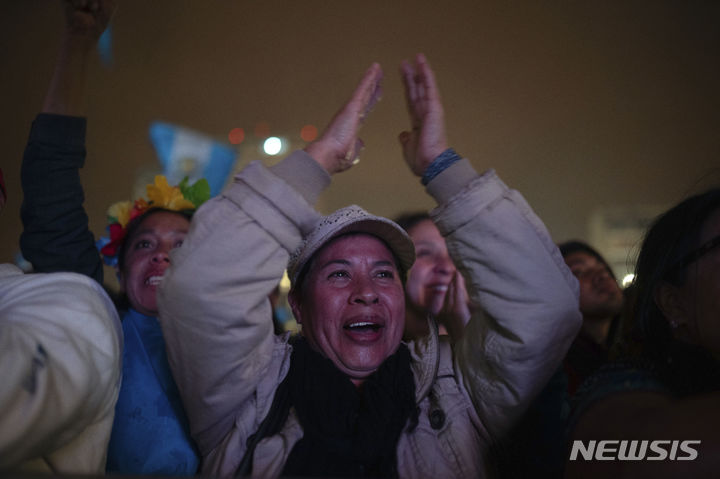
[98,25,113,67]
[149,122,238,197]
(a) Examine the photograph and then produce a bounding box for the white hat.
[288,205,416,287]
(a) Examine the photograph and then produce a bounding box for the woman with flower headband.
[20,1,201,474]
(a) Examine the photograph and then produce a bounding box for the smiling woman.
[281,213,417,475]
[394,212,471,341]
[118,210,190,314]
[22,152,205,475]
[158,55,581,478]
[288,218,412,385]
[89,179,205,475]
[90,175,208,314]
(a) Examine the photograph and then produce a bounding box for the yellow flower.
[146,175,194,211]
[134,198,150,212]
[107,201,133,228]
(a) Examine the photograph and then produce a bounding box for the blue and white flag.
[149,122,238,197]
[98,25,113,67]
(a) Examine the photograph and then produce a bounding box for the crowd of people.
[1,1,718,478]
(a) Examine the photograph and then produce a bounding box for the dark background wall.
[2,1,718,276]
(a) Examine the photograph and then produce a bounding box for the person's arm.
[431,160,581,438]
[20,0,115,283]
[399,54,582,439]
[158,64,383,457]
[43,0,115,116]
[0,266,122,472]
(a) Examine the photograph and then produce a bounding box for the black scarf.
[280,338,417,477]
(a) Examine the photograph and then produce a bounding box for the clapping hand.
[305,63,383,175]
[398,54,448,177]
[435,271,472,342]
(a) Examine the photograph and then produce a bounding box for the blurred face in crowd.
[119,211,189,316]
[564,252,623,320]
[290,233,405,385]
[669,208,720,356]
[405,219,458,316]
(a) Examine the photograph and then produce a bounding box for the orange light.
[254,121,271,138]
[228,127,245,145]
[300,124,318,142]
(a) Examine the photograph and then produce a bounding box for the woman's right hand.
[305,63,383,175]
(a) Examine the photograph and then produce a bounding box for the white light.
[622,273,635,287]
[263,137,283,156]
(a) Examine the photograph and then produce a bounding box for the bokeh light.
[228,127,245,145]
[300,124,318,142]
[263,137,283,156]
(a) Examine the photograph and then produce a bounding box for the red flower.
[100,222,127,258]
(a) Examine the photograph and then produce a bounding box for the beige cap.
[288,205,416,287]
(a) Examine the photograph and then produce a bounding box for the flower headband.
[97,175,210,267]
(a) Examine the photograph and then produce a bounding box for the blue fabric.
[106,309,199,475]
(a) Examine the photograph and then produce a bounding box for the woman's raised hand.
[305,63,383,175]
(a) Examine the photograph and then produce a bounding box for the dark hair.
[558,240,615,279]
[117,207,193,272]
[393,212,430,235]
[634,188,720,355]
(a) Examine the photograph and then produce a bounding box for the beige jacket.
[159,152,581,478]
[0,265,122,474]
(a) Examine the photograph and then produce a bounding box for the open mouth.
[145,275,164,286]
[344,321,383,333]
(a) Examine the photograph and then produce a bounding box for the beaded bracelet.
[421,148,461,186]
